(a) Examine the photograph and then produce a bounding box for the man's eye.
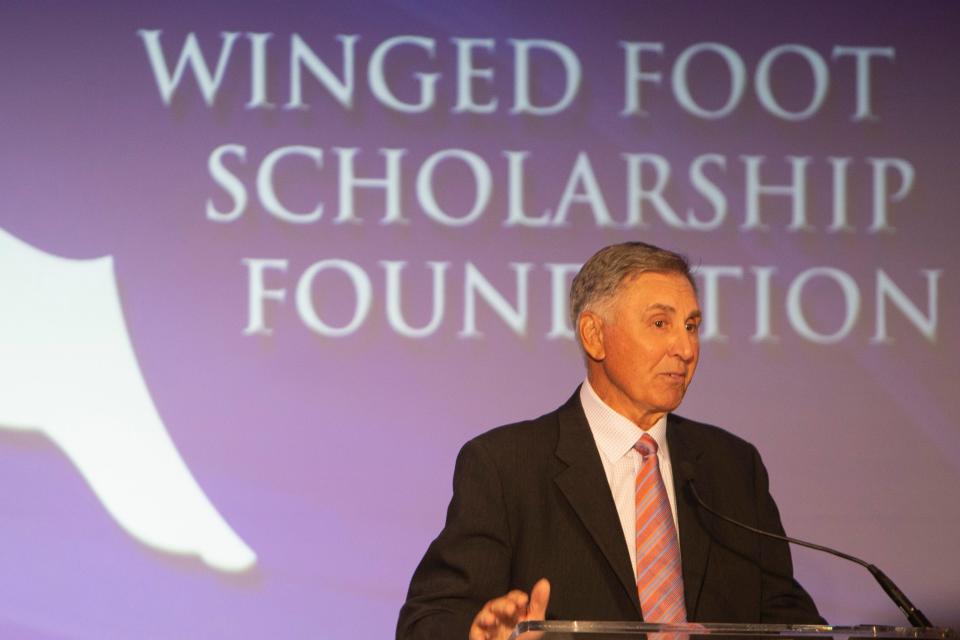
[686,322,700,333]
[653,320,665,328]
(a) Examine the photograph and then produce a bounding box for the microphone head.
[676,461,698,504]
[677,461,696,485]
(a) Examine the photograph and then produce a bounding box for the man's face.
[581,271,701,429]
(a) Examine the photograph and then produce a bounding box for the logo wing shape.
[0,228,256,572]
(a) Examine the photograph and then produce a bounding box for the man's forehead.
[618,271,699,301]
[619,268,695,289]
[643,302,702,318]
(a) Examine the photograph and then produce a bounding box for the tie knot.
[634,433,658,458]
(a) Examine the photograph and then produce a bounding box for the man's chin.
[656,391,687,414]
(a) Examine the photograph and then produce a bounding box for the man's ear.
[578,310,605,362]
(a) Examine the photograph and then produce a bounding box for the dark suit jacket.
[397,390,823,639]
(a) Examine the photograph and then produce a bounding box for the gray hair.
[569,241,696,331]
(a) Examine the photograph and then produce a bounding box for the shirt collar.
[580,377,669,464]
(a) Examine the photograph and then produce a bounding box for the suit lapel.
[668,414,711,619]
[552,391,642,617]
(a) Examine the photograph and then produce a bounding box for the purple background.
[1,1,958,637]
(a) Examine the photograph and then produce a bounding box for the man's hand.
[468,578,550,640]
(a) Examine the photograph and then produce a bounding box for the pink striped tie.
[635,434,687,624]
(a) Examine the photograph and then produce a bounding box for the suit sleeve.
[397,438,514,640]
[752,447,827,624]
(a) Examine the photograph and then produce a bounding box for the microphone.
[677,462,933,628]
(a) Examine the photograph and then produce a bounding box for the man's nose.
[670,326,696,361]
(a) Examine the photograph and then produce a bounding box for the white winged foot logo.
[0,227,256,572]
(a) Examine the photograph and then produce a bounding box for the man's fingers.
[470,607,503,640]
[491,590,529,619]
[469,590,534,640]
[527,578,551,620]
[474,610,497,628]
[505,590,530,609]
[468,581,550,640]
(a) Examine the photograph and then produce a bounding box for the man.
[398,242,823,640]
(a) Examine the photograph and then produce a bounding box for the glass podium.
[509,622,957,640]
